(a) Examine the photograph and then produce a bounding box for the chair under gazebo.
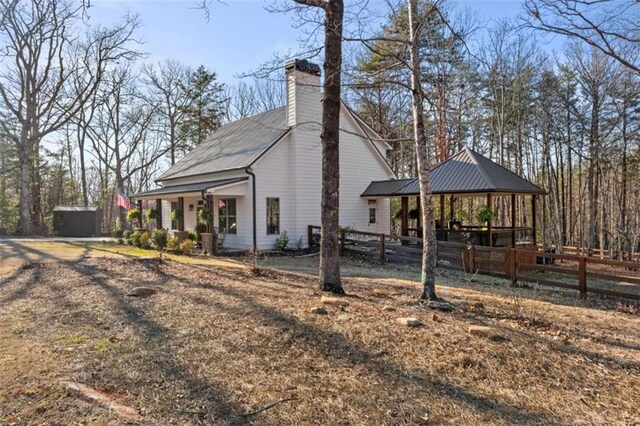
[361,147,546,248]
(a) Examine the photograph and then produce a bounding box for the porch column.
[401,196,409,237]
[532,195,537,246]
[439,194,445,240]
[415,196,421,230]
[511,193,516,248]
[178,196,185,231]
[487,193,493,247]
[156,198,162,229]
[137,200,143,228]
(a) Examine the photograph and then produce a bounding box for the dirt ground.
[0,243,639,425]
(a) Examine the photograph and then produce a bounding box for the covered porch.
[361,147,546,248]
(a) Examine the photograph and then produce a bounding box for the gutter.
[245,167,257,252]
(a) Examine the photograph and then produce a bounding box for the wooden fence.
[307,225,640,301]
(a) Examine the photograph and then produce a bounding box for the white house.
[133,59,395,251]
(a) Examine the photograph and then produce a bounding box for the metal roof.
[53,206,100,212]
[157,107,289,182]
[362,147,545,197]
[133,177,248,198]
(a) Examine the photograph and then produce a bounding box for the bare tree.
[143,60,193,165]
[292,0,345,293]
[0,0,139,234]
[524,0,640,74]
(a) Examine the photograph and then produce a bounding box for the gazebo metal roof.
[362,147,545,197]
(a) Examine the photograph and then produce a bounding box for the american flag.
[217,199,225,208]
[116,189,132,210]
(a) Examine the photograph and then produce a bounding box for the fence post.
[464,244,475,273]
[308,225,314,248]
[578,256,587,298]
[380,234,386,264]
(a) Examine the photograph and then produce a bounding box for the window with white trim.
[218,198,237,234]
[266,198,280,235]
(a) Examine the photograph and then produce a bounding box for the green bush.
[152,228,168,251]
[179,239,196,255]
[476,205,495,224]
[139,231,151,249]
[145,208,158,221]
[275,230,289,251]
[127,208,142,223]
[123,230,133,245]
[188,231,197,241]
[131,230,143,247]
[167,236,181,253]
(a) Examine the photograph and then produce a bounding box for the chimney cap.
[285,59,321,76]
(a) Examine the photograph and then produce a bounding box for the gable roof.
[362,147,545,197]
[157,107,289,182]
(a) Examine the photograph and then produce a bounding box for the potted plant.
[476,205,495,229]
[198,209,216,254]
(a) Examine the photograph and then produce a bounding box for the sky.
[88,0,527,86]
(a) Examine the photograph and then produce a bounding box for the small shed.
[53,206,102,237]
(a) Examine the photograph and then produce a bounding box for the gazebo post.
[415,196,421,230]
[532,195,537,247]
[439,194,445,240]
[511,193,516,248]
[400,196,409,237]
[449,196,455,222]
[487,193,493,247]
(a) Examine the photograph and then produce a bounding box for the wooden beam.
[449,196,455,221]
[532,195,537,246]
[156,199,162,229]
[439,194,445,240]
[511,193,516,248]
[137,200,143,229]
[401,196,409,236]
[487,193,493,247]
[415,196,421,228]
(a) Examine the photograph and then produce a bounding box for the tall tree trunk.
[17,131,32,236]
[408,0,437,300]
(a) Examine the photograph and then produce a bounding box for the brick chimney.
[285,59,321,128]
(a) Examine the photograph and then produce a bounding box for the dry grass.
[0,249,639,425]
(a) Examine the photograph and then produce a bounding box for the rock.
[93,273,108,279]
[397,317,422,327]
[310,307,328,315]
[127,287,157,297]
[61,381,139,421]
[336,314,350,322]
[382,305,396,312]
[468,325,496,338]
[320,296,349,306]
[427,301,455,312]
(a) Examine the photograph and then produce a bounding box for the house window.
[266,198,280,235]
[218,198,237,234]
[171,201,178,230]
[369,207,377,224]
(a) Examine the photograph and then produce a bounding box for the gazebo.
[361,147,546,248]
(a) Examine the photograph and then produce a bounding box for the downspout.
[245,167,257,252]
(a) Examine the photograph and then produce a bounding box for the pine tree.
[179,65,226,150]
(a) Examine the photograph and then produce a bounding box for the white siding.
[338,108,393,234]
[253,134,294,250]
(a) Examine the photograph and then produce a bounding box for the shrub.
[145,208,158,221]
[127,208,142,223]
[188,231,197,241]
[179,239,196,255]
[152,228,168,251]
[167,236,181,253]
[131,230,143,247]
[275,230,289,251]
[123,229,133,245]
[112,228,124,239]
[139,231,151,249]
[170,209,182,223]
[476,205,495,224]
